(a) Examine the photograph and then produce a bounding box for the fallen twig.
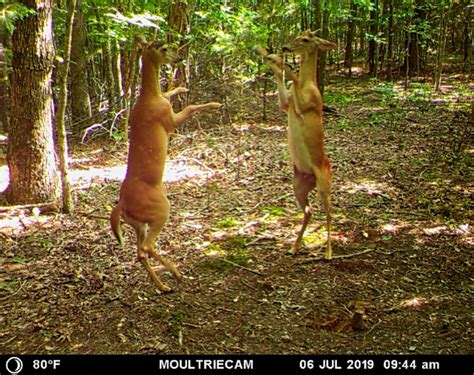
[0,280,27,301]
[217,258,264,276]
[297,248,376,264]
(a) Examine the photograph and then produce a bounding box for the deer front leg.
[254,47,290,112]
[173,102,222,128]
[266,54,303,116]
[163,87,188,100]
[266,56,290,112]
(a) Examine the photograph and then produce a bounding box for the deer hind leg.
[133,222,170,291]
[314,165,333,259]
[291,166,316,254]
[125,210,179,292]
[143,220,182,283]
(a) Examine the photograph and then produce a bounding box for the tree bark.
[4,0,60,204]
[318,8,330,96]
[70,0,92,131]
[368,0,378,77]
[386,0,394,80]
[344,0,357,77]
[168,0,190,106]
[55,0,77,213]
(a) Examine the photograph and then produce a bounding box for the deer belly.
[287,124,313,175]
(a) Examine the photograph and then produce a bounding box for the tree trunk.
[318,9,330,96]
[368,0,378,77]
[406,0,427,77]
[70,0,92,131]
[434,3,446,91]
[0,41,7,133]
[55,0,77,213]
[168,0,190,110]
[386,0,394,80]
[120,36,142,143]
[344,0,357,77]
[4,0,60,204]
[463,1,472,72]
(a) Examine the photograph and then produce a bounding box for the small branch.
[297,248,376,264]
[0,280,27,301]
[217,258,264,276]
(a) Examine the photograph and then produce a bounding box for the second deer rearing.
[111,37,221,291]
[257,31,336,259]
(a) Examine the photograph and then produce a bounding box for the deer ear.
[311,30,321,37]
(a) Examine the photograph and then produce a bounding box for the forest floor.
[0,75,472,355]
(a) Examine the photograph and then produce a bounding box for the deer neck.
[299,49,318,86]
[140,56,162,97]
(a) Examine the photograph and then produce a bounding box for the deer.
[255,30,336,259]
[110,36,221,292]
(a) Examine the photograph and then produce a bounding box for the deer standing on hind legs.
[255,31,336,259]
[110,36,221,291]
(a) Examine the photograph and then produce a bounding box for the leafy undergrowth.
[0,76,472,354]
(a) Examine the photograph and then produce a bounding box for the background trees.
[0,0,471,206]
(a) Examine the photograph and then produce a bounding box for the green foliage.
[1,1,36,33]
[201,236,252,272]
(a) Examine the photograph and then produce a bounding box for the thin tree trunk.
[121,35,142,143]
[70,0,91,131]
[0,41,7,134]
[55,0,76,214]
[168,0,190,110]
[344,0,357,77]
[386,0,394,80]
[368,0,378,77]
[318,9,330,96]
[462,1,472,72]
[434,3,446,91]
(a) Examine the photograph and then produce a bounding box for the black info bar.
[0,355,471,375]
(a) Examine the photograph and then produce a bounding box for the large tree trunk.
[70,0,92,131]
[4,0,60,204]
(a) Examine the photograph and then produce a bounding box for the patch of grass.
[215,217,239,228]
[13,257,27,264]
[0,281,16,290]
[325,91,362,106]
[200,236,253,273]
[372,82,395,104]
[303,227,328,247]
[261,206,287,217]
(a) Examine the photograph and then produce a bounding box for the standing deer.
[255,31,336,259]
[111,36,221,291]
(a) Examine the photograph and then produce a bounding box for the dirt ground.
[0,78,472,354]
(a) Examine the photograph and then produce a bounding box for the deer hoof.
[288,245,299,255]
[158,284,173,293]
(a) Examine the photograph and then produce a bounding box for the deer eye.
[161,47,168,52]
[302,38,309,43]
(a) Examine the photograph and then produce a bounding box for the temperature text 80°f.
[33,359,61,370]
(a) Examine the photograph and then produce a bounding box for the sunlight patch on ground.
[0,158,216,193]
[340,178,393,197]
[0,158,215,236]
